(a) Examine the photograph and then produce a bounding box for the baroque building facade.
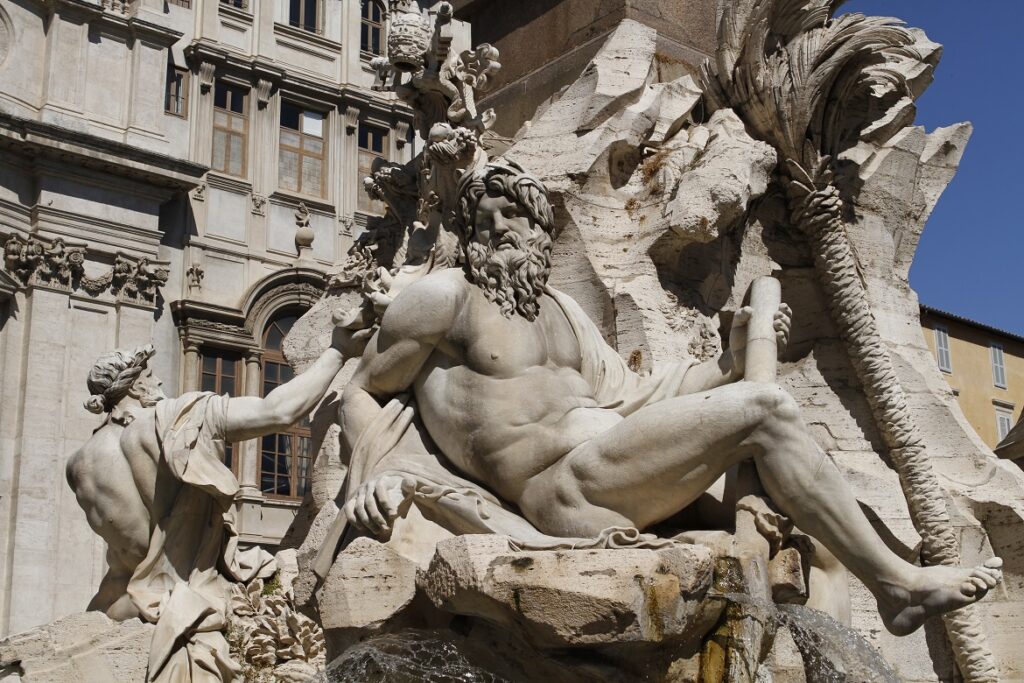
[0,0,461,637]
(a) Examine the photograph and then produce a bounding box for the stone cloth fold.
[127,392,275,683]
[314,287,696,576]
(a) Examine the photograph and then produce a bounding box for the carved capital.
[344,106,360,136]
[395,120,411,150]
[255,78,273,109]
[198,61,216,94]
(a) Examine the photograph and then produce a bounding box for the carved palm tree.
[701,1,997,680]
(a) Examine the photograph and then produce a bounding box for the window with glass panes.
[212,81,248,177]
[280,102,326,197]
[199,349,242,472]
[259,313,312,499]
[288,0,319,33]
[165,65,189,117]
[357,122,388,214]
[361,0,385,55]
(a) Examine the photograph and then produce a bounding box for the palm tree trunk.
[786,160,999,683]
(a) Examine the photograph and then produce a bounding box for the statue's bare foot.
[877,558,1003,636]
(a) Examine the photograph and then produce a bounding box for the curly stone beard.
[465,229,552,321]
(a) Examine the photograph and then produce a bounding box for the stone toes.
[984,557,1003,570]
[961,580,978,597]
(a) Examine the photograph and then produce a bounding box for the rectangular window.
[199,349,242,472]
[361,0,384,55]
[288,0,320,33]
[934,326,952,373]
[997,407,1015,442]
[164,65,189,117]
[279,101,327,197]
[991,343,1008,389]
[358,122,388,214]
[260,359,312,499]
[168,0,191,7]
[212,81,248,178]
[219,0,246,8]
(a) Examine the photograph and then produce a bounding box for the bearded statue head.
[453,160,556,321]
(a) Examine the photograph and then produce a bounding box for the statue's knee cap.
[750,383,799,420]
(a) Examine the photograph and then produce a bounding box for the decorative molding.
[192,182,207,202]
[255,78,273,109]
[2,233,168,305]
[186,262,205,293]
[338,215,354,237]
[343,106,360,135]
[394,120,411,149]
[251,194,266,216]
[198,61,217,93]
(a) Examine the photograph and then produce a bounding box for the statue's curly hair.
[84,344,156,414]
[452,159,556,244]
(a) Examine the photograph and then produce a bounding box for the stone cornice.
[43,0,184,45]
[183,39,415,125]
[0,112,207,190]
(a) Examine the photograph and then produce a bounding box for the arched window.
[259,311,312,499]
[361,0,385,56]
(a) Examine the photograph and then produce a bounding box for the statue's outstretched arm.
[224,340,346,442]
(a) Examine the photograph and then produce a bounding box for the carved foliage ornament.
[2,233,169,304]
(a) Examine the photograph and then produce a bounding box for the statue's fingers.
[735,306,753,324]
[375,479,399,521]
[364,492,389,534]
[353,487,374,533]
[344,497,362,530]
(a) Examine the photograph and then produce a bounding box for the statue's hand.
[330,315,376,359]
[343,472,414,537]
[728,302,793,376]
[774,303,793,356]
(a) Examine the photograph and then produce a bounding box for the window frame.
[199,348,242,474]
[258,312,313,500]
[996,407,1015,442]
[357,121,389,214]
[933,325,952,374]
[211,80,250,179]
[164,64,189,118]
[990,342,1008,389]
[360,0,386,56]
[288,0,321,34]
[279,101,328,199]
[167,0,191,8]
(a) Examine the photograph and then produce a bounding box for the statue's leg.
[523,381,1002,635]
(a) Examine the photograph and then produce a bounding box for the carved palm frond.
[701,0,921,175]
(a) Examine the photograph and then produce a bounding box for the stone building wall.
[0,0,454,638]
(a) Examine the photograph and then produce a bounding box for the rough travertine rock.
[0,612,152,682]
[319,537,418,632]
[419,535,720,649]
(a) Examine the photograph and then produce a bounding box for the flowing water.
[319,599,898,682]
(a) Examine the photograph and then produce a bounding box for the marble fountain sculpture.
[5,0,1024,681]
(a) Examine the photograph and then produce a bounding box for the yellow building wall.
[921,312,1024,449]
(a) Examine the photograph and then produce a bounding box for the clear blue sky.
[839,1,1023,335]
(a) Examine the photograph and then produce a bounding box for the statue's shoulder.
[385,268,468,328]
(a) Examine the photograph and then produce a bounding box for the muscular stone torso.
[411,274,621,502]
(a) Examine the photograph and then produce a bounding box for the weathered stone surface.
[419,535,720,649]
[0,612,152,682]
[319,537,418,632]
